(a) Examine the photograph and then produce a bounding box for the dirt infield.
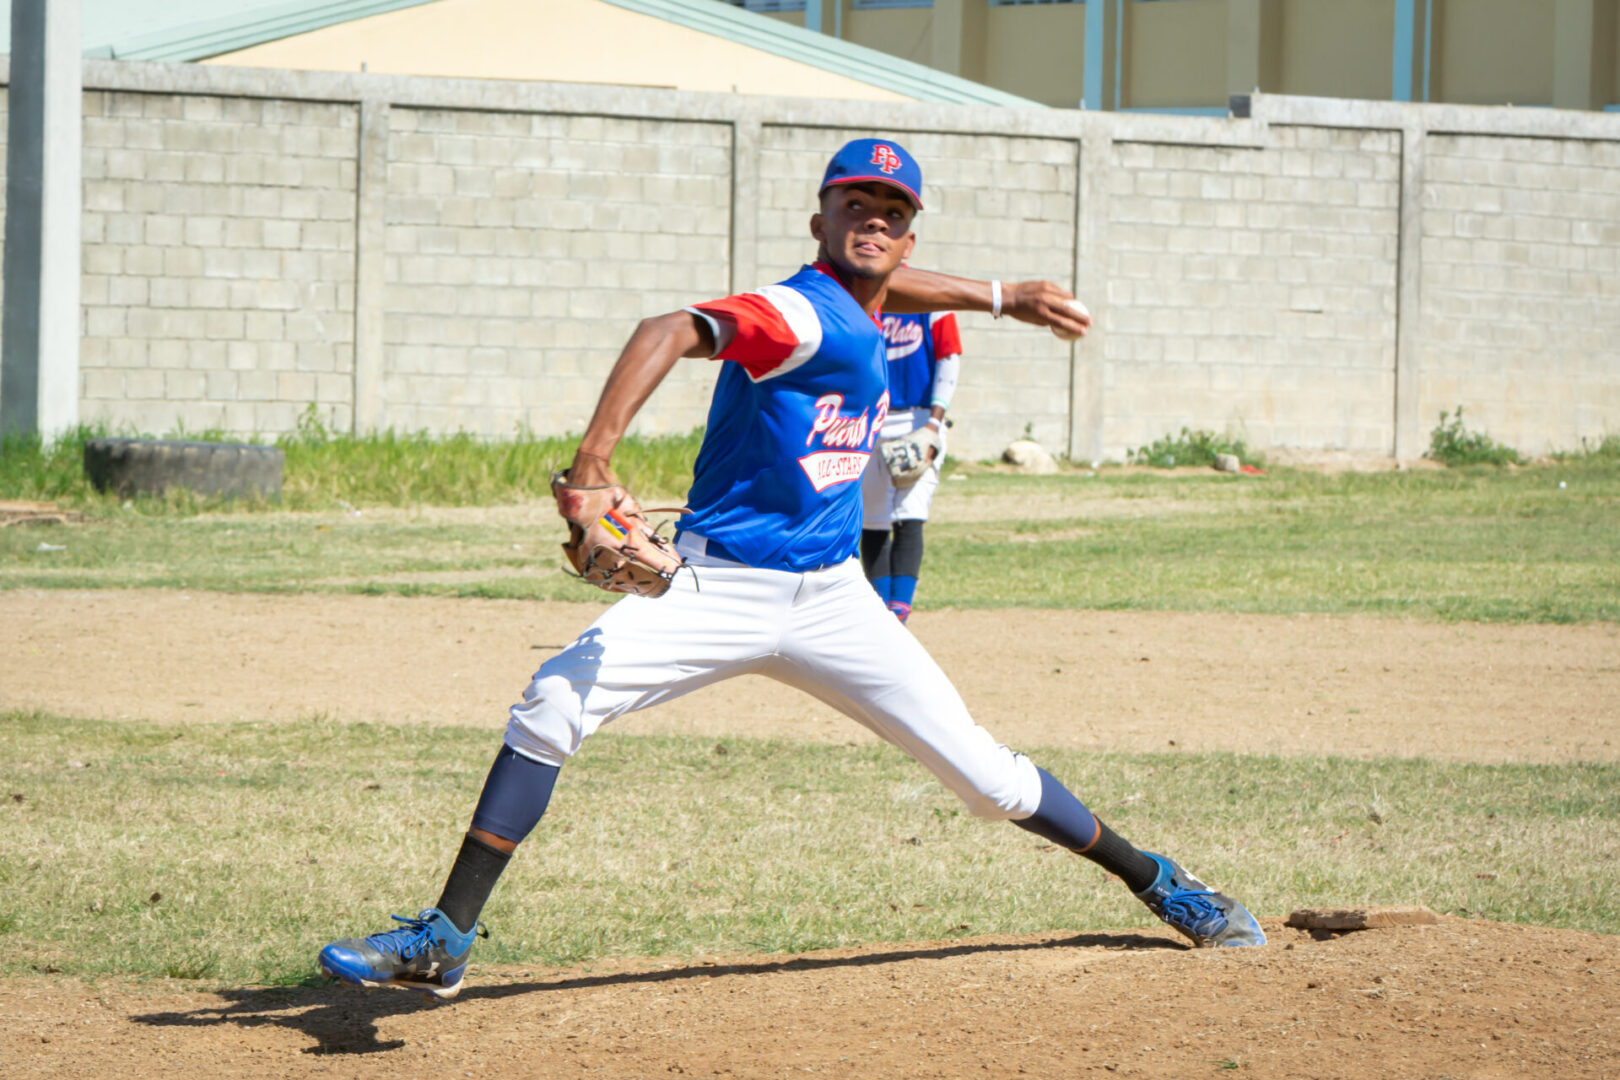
[7,918,1618,1078]
[5,589,1616,762]
[5,588,1619,1077]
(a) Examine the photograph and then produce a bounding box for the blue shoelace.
[365,914,434,959]
[1156,888,1225,932]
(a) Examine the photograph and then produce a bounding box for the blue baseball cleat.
[1134,853,1267,948]
[318,907,484,1000]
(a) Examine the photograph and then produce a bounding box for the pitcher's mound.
[8,916,1616,1078]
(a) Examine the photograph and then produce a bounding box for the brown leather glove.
[550,472,686,598]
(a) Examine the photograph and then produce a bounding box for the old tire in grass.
[83,438,284,501]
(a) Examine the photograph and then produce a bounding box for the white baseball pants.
[506,545,1042,821]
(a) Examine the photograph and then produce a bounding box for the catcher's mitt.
[551,471,686,598]
[878,425,940,487]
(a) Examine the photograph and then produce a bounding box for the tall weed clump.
[1128,427,1260,468]
[1551,433,1620,465]
[1426,406,1522,466]
[0,425,109,502]
[277,407,702,507]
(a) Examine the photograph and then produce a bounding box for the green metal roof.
[603,0,1044,107]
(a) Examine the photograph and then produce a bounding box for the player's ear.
[809,212,825,242]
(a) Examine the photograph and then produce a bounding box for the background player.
[862,307,962,622]
[317,138,1264,1001]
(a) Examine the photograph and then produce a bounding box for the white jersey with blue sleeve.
[678,263,891,572]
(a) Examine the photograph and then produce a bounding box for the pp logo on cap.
[870,145,902,175]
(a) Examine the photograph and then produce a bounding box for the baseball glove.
[878,425,940,487]
[551,471,686,598]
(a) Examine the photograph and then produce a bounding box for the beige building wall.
[841,5,932,66]
[1431,0,1555,106]
[1124,0,1227,109]
[984,4,1089,109]
[1613,4,1620,103]
[783,0,1614,112]
[1276,0,1393,101]
[205,0,914,102]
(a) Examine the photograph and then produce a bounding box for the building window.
[723,0,806,12]
[855,0,933,7]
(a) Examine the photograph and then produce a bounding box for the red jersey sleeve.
[686,284,824,381]
[687,294,799,379]
[930,311,964,358]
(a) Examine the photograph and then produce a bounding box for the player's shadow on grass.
[129,931,1179,1056]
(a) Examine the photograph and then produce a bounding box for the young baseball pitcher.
[318,138,1265,1000]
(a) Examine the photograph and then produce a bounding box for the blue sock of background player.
[886,574,918,623]
[431,746,1167,939]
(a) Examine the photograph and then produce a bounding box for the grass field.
[5,457,1617,622]
[4,429,1618,990]
[3,710,1616,986]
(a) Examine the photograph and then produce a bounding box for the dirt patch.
[6,589,1618,1076]
[936,486,1234,523]
[6,918,1617,1078]
[5,589,1616,763]
[0,501,86,527]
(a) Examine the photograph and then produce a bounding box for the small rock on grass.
[1285,905,1441,931]
[1213,452,1241,474]
[1003,439,1059,474]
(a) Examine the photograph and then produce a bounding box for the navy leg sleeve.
[1011,766,1099,851]
[469,743,561,843]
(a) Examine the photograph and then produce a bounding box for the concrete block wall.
[0,61,1616,463]
[1104,127,1401,455]
[757,125,1079,455]
[1418,134,1620,454]
[380,108,732,437]
[78,90,358,437]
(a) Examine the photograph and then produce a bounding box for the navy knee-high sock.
[1013,767,1160,893]
[436,744,561,933]
[862,528,893,602]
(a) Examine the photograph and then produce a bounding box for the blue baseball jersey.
[679,264,890,572]
[879,311,963,411]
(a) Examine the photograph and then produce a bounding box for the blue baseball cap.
[819,138,924,211]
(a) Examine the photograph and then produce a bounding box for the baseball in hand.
[1052,298,1091,342]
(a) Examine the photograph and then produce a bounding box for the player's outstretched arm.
[885,267,1092,340]
[567,312,714,486]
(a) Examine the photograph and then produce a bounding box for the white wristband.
[990,279,1003,319]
